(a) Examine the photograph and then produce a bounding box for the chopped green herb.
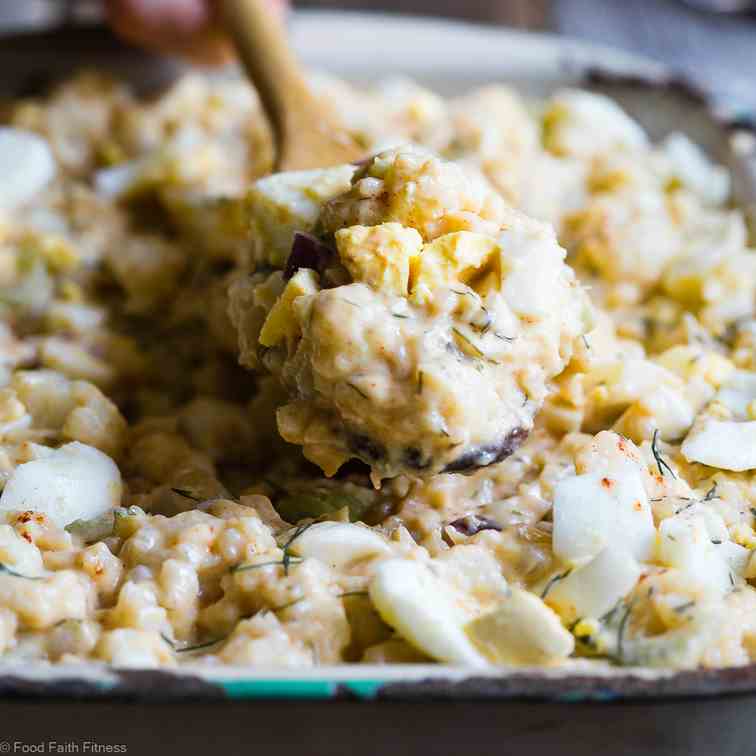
[651,429,676,479]
[582,334,591,350]
[452,328,499,364]
[347,382,368,399]
[541,569,572,599]
[232,558,303,574]
[616,599,637,662]
[280,522,316,575]
[0,563,43,580]
[673,600,696,614]
[392,313,410,320]
[171,488,202,502]
[703,483,718,502]
[271,597,306,613]
[161,633,228,654]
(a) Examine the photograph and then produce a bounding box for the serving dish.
[1,9,756,745]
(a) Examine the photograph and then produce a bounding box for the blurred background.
[0,0,754,107]
[295,0,756,106]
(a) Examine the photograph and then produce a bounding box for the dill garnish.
[493,332,514,343]
[0,563,43,580]
[171,488,202,502]
[271,597,306,613]
[673,600,696,614]
[452,328,499,364]
[232,558,303,574]
[541,569,572,599]
[347,382,368,399]
[616,599,637,662]
[651,429,676,479]
[161,634,227,653]
[392,313,410,320]
[280,522,316,575]
[703,483,718,502]
[451,289,476,299]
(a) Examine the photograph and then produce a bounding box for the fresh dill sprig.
[232,558,303,574]
[0,563,43,580]
[452,328,499,364]
[280,522,316,576]
[171,488,203,502]
[392,313,410,320]
[540,569,572,599]
[347,382,368,399]
[271,597,306,613]
[651,429,676,479]
[703,482,718,502]
[616,598,637,662]
[673,600,696,615]
[161,634,227,653]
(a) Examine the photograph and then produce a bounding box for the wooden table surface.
[297,0,756,110]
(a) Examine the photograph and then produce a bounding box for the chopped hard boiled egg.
[545,547,641,623]
[0,128,56,211]
[552,469,654,564]
[288,521,391,569]
[369,558,487,666]
[465,588,574,665]
[0,442,122,528]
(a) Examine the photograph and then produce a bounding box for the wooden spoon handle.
[219,0,308,147]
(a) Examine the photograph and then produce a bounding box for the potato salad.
[0,70,754,673]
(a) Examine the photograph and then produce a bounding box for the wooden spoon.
[220,0,364,171]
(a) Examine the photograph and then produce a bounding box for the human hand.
[106,0,286,65]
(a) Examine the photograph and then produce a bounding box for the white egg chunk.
[369,558,487,666]
[288,521,391,569]
[681,370,756,471]
[466,588,574,665]
[552,469,654,564]
[545,548,641,623]
[0,442,122,528]
[0,524,46,578]
[657,507,739,595]
[681,419,756,471]
[0,128,56,210]
[248,164,356,267]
